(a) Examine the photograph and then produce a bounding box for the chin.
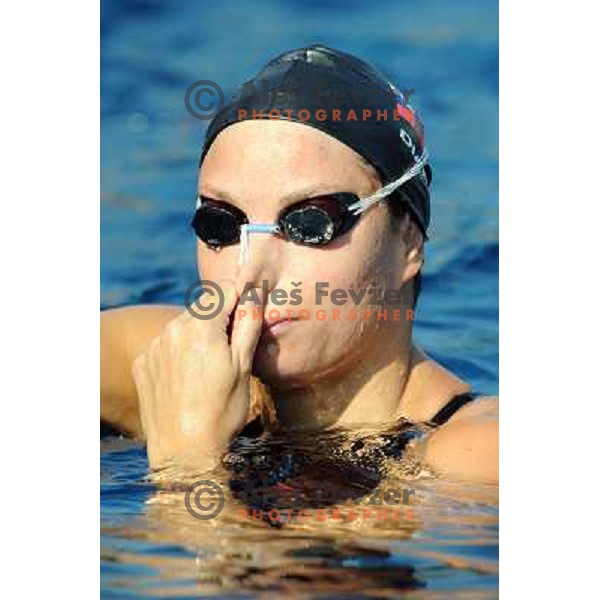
[252,338,313,388]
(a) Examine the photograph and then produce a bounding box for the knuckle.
[131,353,146,379]
[150,333,163,350]
[164,317,182,338]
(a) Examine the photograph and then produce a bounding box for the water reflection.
[101,430,498,596]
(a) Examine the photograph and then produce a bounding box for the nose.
[234,226,283,293]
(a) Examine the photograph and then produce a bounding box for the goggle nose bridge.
[239,223,282,265]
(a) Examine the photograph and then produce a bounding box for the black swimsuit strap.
[429,392,477,426]
[240,392,479,437]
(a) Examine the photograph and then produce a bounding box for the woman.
[101,45,498,483]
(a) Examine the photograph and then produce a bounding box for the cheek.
[322,216,395,291]
[279,214,394,309]
[287,252,391,333]
[196,243,239,279]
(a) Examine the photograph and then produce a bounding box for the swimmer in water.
[100,45,498,483]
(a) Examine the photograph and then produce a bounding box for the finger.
[147,334,162,374]
[212,278,239,333]
[131,352,147,386]
[231,286,265,373]
[178,278,239,337]
[131,354,151,437]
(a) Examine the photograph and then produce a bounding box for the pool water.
[101,0,498,596]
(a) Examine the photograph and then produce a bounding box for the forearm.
[100,305,181,437]
[101,310,143,437]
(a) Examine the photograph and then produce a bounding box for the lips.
[261,316,299,335]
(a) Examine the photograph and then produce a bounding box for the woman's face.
[198,119,421,389]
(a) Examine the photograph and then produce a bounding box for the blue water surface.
[101,0,498,596]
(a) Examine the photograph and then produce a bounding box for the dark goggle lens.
[280,194,358,245]
[282,205,335,245]
[191,200,247,247]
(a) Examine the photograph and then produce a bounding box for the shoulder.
[101,303,182,334]
[101,304,182,356]
[420,396,498,483]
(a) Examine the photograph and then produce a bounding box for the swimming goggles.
[192,150,428,265]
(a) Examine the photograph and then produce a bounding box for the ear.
[400,215,424,285]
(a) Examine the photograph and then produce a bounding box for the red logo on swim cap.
[394,101,425,146]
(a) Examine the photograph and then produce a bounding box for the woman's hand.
[131,280,264,471]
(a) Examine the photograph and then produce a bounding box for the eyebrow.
[200,183,350,209]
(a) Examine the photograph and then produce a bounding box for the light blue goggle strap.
[239,223,281,265]
[347,149,429,216]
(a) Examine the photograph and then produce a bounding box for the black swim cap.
[200,44,432,234]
